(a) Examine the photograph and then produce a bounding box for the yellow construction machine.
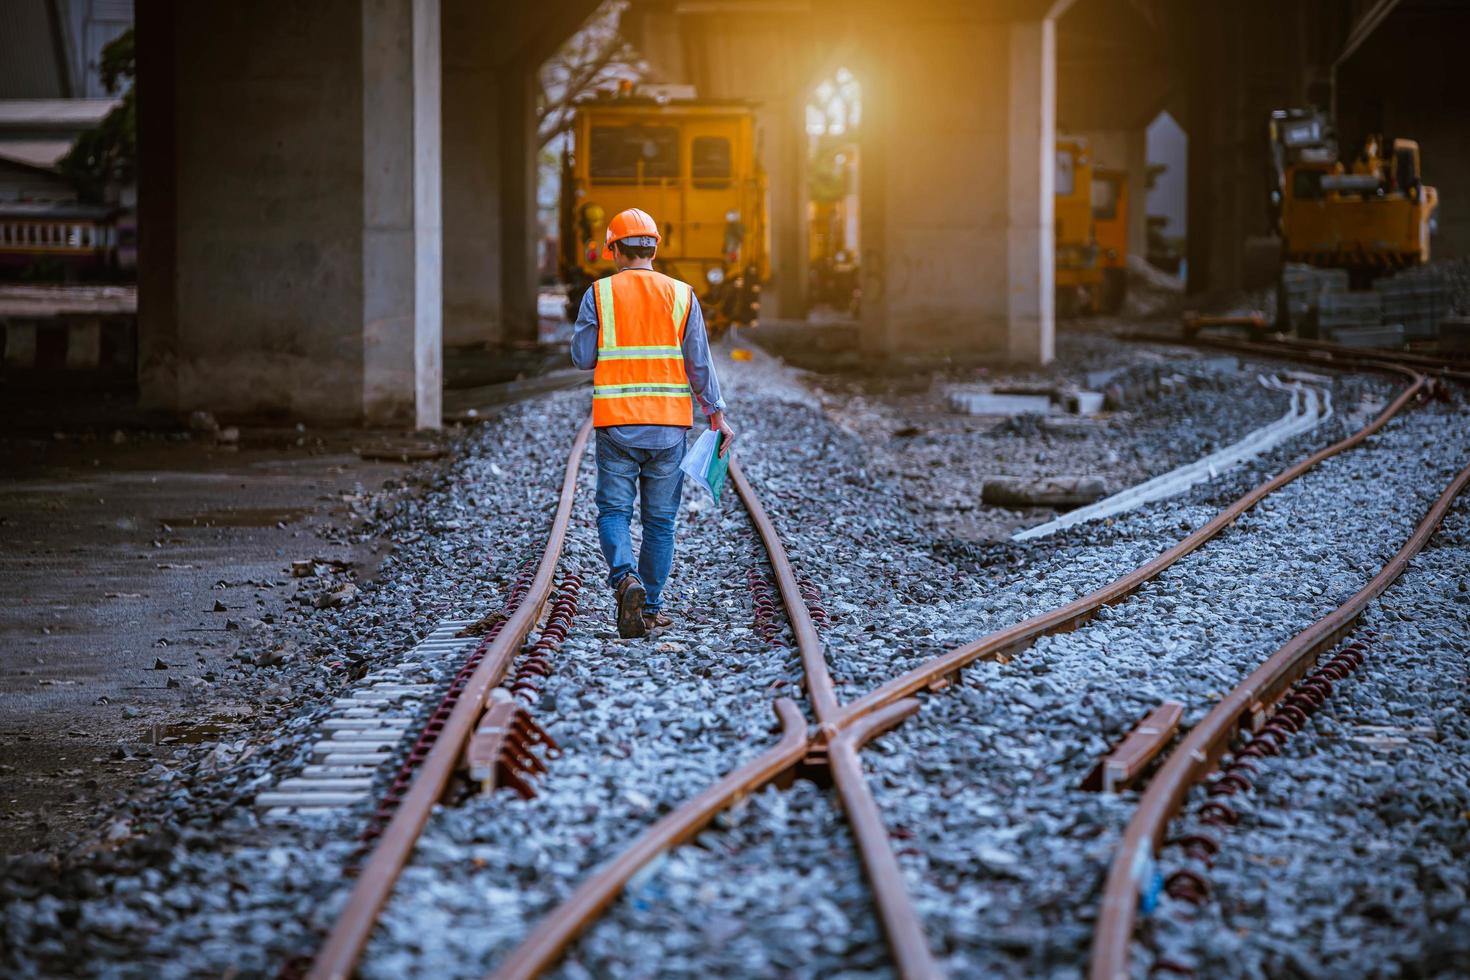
[1092,167,1129,314]
[1054,136,1102,316]
[1269,107,1438,283]
[560,88,769,338]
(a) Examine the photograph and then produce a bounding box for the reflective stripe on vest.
[591,271,694,428]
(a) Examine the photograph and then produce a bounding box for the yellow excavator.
[1268,107,1438,284]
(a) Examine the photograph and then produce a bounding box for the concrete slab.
[949,388,1054,416]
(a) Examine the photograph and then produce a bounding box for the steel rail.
[1123,330,1470,384]
[489,698,811,980]
[729,457,840,724]
[1270,335,1469,372]
[1089,457,1470,980]
[732,456,940,976]
[827,699,940,978]
[309,416,594,980]
[488,454,939,978]
[833,366,1428,730]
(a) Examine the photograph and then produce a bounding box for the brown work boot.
[643,610,672,631]
[615,575,647,639]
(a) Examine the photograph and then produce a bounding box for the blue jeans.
[594,431,685,613]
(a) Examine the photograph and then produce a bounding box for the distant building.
[0,97,118,187]
[0,0,136,278]
[0,100,131,278]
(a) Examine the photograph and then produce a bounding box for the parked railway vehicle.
[1092,167,1129,314]
[0,201,121,279]
[1055,136,1102,316]
[1268,106,1438,283]
[560,89,769,339]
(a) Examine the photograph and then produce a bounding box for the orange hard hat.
[603,207,661,259]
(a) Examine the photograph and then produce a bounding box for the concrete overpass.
[119,0,1465,428]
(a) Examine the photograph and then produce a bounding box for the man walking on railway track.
[571,207,736,639]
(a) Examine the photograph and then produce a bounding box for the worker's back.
[591,269,696,429]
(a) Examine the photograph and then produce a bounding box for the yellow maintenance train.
[560,91,769,337]
[1054,136,1129,316]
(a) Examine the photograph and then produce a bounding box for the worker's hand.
[710,411,736,457]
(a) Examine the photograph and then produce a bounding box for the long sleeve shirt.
[570,273,727,450]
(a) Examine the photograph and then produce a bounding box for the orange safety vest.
[591,269,695,428]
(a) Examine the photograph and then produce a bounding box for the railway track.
[304,346,1461,978]
[1090,458,1470,979]
[307,417,933,978]
[1125,328,1470,385]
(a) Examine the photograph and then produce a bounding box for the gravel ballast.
[2,336,1466,979]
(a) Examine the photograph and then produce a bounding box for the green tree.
[58,28,136,202]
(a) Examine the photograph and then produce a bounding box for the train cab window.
[1091,177,1119,220]
[1292,170,1324,200]
[590,125,679,181]
[692,136,732,188]
[1056,150,1075,196]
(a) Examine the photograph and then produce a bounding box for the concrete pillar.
[440,0,503,348]
[1006,18,1056,365]
[1182,0,1346,293]
[135,0,178,414]
[136,0,441,428]
[440,6,540,350]
[1183,1,1221,294]
[857,11,1055,365]
[497,64,540,345]
[763,96,807,320]
[364,0,442,426]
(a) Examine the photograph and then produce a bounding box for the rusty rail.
[487,454,939,979]
[827,699,938,978]
[317,341,1433,978]
[490,699,811,980]
[729,458,839,725]
[833,366,1428,731]
[309,416,594,980]
[732,456,939,977]
[1089,457,1470,980]
[1123,330,1470,384]
[1270,335,1470,375]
